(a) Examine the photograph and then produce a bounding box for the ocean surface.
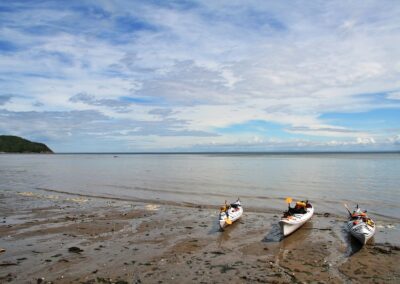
[1,153,399,219]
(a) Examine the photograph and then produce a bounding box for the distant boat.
[279,199,314,236]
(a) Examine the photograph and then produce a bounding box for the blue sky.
[0,0,400,152]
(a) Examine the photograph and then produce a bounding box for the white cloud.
[387,92,400,100]
[1,1,400,151]
[388,134,400,145]
[356,137,376,145]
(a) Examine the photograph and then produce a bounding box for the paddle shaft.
[344,203,352,216]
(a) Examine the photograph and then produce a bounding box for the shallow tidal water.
[0,153,400,282]
[1,153,399,217]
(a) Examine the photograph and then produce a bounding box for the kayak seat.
[289,207,306,214]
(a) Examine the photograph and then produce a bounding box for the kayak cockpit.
[219,199,243,230]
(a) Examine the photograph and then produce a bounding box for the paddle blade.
[344,203,352,216]
[285,197,292,204]
[226,217,232,225]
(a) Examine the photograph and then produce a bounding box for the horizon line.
[53,150,400,155]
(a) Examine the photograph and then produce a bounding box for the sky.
[0,0,400,152]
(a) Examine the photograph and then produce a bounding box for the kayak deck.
[279,204,314,236]
[219,200,243,229]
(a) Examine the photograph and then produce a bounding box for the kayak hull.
[347,221,375,245]
[279,205,314,237]
[219,201,243,229]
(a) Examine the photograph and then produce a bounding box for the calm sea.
[1,153,399,219]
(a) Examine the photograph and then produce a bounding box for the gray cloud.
[264,104,291,113]
[1,1,400,151]
[127,123,217,137]
[109,116,217,137]
[0,109,108,137]
[287,126,361,134]
[0,95,12,105]
[69,93,132,113]
[0,109,217,144]
[148,108,175,117]
[134,60,235,106]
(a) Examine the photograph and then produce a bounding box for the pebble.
[68,246,84,253]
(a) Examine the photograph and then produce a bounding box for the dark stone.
[0,261,18,266]
[210,251,225,255]
[374,246,391,254]
[68,246,83,254]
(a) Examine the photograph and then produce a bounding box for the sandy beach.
[0,189,399,283]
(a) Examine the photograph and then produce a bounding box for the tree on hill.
[0,135,53,153]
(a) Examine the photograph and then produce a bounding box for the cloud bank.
[0,1,399,152]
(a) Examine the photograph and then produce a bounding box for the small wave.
[33,187,400,221]
[18,191,88,203]
[35,187,284,213]
[103,184,283,202]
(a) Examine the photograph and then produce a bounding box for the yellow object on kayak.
[225,217,232,225]
[296,201,306,207]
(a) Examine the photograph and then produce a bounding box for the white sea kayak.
[219,200,243,229]
[279,202,314,237]
[347,207,375,245]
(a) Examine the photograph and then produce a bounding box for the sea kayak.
[219,200,243,230]
[279,201,314,237]
[347,206,375,245]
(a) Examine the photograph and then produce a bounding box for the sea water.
[1,153,399,219]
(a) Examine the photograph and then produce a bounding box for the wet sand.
[0,189,399,283]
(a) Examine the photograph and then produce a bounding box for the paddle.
[344,203,352,217]
[285,197,292,210]
[222,200,232,225]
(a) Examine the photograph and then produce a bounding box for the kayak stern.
[348,222,375,245]
[219,219,227,229]
[279,220,301,236]
[279,205,314,237]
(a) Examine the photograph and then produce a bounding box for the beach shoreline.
[1,189,399,283]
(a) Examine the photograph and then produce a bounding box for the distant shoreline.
[0,135,53,153]
[0,152,54,154]
[53,151,400,155]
